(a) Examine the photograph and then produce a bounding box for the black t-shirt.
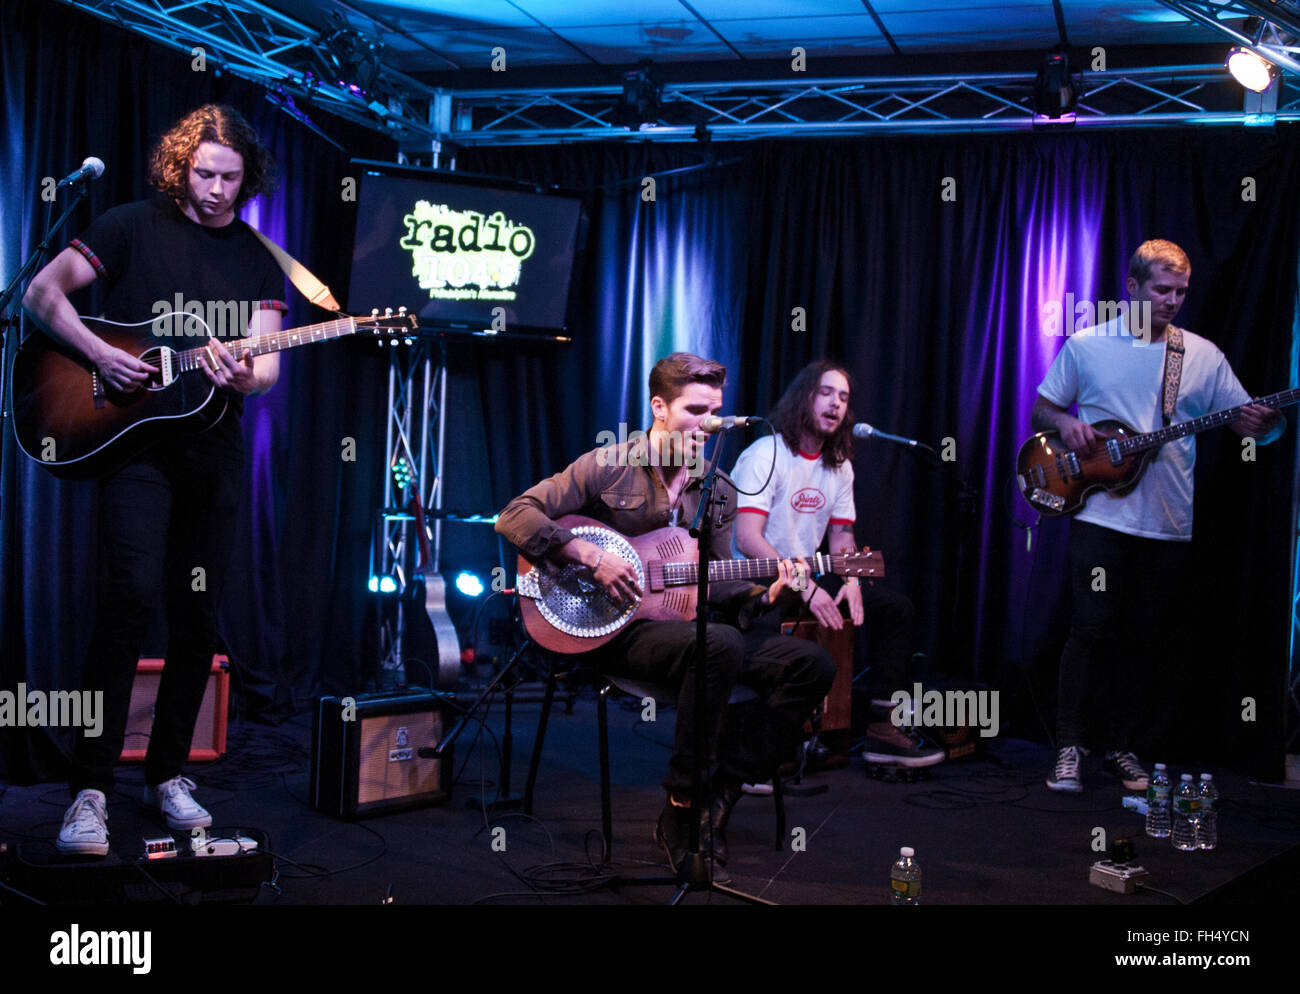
[71,195,287,416]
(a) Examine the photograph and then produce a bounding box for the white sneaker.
[57,789,109,856]
[1046,745,1084,793]
[144,776,212,830]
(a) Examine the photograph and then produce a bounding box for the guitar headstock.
[838,548,885,578]
[357,307,421,341]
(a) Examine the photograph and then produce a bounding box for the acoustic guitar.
[10,308,417,479]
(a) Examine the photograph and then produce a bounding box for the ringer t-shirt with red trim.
[70,195,287,416]
[729,433,855,558]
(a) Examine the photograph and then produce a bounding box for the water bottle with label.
[890,846,921,905]
[1171,774,1200,851]
[1196,774,1218,850]
[1145,762,1171,838]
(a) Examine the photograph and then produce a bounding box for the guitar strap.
[249,228,342,312]
[1161,325,1185,426]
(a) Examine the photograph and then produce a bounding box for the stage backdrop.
[2,0,1296,782]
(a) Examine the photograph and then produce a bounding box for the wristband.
[592,549,605,573]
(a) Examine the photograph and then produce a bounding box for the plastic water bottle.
[1172,774,1199,851]
[1196,774,1218,850]
[890,846,921,905]
[1145,763,1172,838]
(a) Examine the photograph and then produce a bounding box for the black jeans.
[854,581,916,702]
[70,418,242,795]
[1055,519,1190,755]
[599,613,834,794]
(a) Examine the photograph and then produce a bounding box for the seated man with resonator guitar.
[1026,239,1284,794]
[497,352,858,875]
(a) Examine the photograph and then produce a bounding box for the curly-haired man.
[23,105,286,855]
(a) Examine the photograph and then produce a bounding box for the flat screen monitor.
[347,170,584,335]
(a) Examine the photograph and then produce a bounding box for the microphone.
[56,156,105,189]
[852,422,920,448]
[698,414,760,434]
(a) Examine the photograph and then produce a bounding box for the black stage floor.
[3,684,1297,912]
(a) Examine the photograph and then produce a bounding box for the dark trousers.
[854,582,916,701]
[70,419,242,795]
[600,614,835,794]
[1055,519,1190,754]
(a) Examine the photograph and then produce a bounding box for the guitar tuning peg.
[384,307,393,317]
[371,308,379,317]
[398,306,408,315]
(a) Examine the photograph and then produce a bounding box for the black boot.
[710,779,745,868]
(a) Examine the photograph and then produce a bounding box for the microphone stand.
[666,427,771,905]
[856,427,978,683]
[0,184,91,475]
[0,179,91,531]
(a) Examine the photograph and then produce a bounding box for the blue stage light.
[454,571,485,597]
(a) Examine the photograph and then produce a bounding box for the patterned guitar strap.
[1161,325,1185,426]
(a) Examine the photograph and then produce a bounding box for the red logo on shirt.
[790,488,826,513]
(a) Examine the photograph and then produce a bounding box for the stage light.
[613,60,663,129]
[369,575,398,594]
[1227,47,1276,92]
[1034,49,1078,122]
[454,571,485,597]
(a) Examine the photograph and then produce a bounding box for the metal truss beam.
[447,66,1298,144]
[1156,0,1300,76]
[54,0,442,140]
[50,1,1300,144]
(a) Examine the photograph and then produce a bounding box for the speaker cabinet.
[311,691,454,819]
[120,655,229,762]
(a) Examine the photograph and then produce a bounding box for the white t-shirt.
[729,433,855,557]
[1037,318,1252,541]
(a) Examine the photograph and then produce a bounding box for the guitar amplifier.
[120,655,229,762]
[310,690,454,819]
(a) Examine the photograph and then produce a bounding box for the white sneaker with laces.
[57,789,109,856]
[144,776,212,830]
[1104,750,1150,791]
[1046,745,1084,793]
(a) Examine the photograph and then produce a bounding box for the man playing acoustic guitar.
[497,352,835,875]
[1032,240,1282,793]
[23,105,285,853]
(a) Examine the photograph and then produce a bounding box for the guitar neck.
[669,552,860,586]
[1120,386,1300,455]
[173,316,358,373]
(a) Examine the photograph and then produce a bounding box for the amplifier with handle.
[310,690,454,819]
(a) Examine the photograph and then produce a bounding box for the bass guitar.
[516,514,885,655]
[10,308,418,479]
[1016,386,1300,516]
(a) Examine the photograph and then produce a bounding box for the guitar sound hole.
[137,346,174,391]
